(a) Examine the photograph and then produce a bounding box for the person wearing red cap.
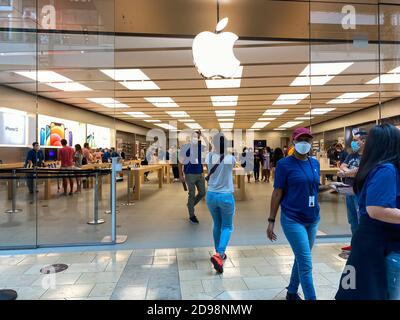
[266,127,320,300]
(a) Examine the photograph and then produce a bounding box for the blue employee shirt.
[358,163,400,228]
[180,142,206,175]
[25,149,44,167]
[274,156,321,223]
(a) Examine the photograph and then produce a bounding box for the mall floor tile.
[0,242,348,300]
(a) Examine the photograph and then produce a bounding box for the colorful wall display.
[38,114,85,148]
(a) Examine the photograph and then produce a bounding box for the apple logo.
[192,18,241,79]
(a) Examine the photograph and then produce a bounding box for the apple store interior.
[1,0,400,251]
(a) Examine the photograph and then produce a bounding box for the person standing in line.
[82,142,94,164]
[206,133,236,274]
[58,139,75,196]
[178,131,208,224]
[74,144,83,193]
[253,149,261,182]
[266,127,320,300]
[261,147,271,182]
[25,142,45,194]
[336,124,400,300]
[337,131,367,252]
[102,148,111,163]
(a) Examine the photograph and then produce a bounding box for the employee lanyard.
[293,156,316,196]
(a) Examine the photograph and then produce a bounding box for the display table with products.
[320,167,339,185]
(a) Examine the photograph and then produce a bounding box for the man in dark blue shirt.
[25,142,44,194]
[179,131,208,224]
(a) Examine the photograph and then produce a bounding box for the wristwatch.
[268,218,275,223]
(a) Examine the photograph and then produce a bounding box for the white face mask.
[294,141,311,155]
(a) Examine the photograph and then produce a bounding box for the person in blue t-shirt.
[337,130,367,252]
[178,131,209,224]
[266,127,320,301]
[25,142,45,194]
[336,124,400,300]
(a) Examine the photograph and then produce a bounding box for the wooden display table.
[320,167,339,185]
[128,165,165,200]
[233,167,247,201]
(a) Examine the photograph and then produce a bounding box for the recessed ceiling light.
[218,118,235,122]
[123,111,151,118]
[367,66,400,84]
[166,111,189,118]
[274,128,286,131]
[251,122,270,129]
[258,118,276,121]
[279,121,303,128]
[295,117,314,120]
[178,119,195,122]
[120,81,160,90]
[263,109,288,116]
[273,94,309,105]
[186,123,203,130]
[47,82,92,91]
[14,70,72,82]
[205,66,243,89]
[145,97,178,108]
[155,123,177,130]
[100,69,150,81]
[305,108,336,115]
[327,92,374,104]
[87,98,129,108]
[220,122,234,129]
[144,119,161,122]
[291,62,353,86]
[215,110,236,117]
[211,96,238,107]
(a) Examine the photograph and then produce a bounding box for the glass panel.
[35,0,115,246]
[0,1,38,248]
[309,1,380,236]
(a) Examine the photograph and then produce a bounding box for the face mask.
[351,141,360,152]
[294,141,311,155]
[191,138,198,144]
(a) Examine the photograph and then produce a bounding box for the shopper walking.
[25,142,45,194]
[58,139,75,196]
[179,131,208,224]
[336,124,400,300]
[206,132,236,274]
[74,144,83,193]
[266,127,320,300]
[337,131,367,252]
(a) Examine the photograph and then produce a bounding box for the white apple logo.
[192,18,241,79]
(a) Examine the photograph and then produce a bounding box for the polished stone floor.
[0,242,347,300]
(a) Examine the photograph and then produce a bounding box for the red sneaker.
[341,245,352,252]
[210,254,224,274]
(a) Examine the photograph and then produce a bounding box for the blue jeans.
[386,252,400,300]
[206,191,235,256]
[281,213,320,300]
[346,194,359,235]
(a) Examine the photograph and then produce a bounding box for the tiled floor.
[0,242,347,300]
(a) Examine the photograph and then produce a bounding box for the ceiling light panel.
[15,70,72,82]
[166,111,189,118]
[273,94,309,105]
[100,69,150,81]
[87,98,129,108]
[155,123,177,130]
[123,111,150,118]
[145,97,178,108]
[211,96,238,107]
[120,81,160,90]
[327,92,374,104]
[263,109,288,116]
[215,110,236,117]
[186,123,203,129]
[279,121,303,128]
[47,82,92,92]
[220,122,234,129]
[305,108,336,115]
[258,118,276,121]
[251,122,270,129]
[295,117,314,120]
[144,119,161,122]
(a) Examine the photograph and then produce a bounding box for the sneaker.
[221,253,227,260]
[210,254,224,274]
[286,292,302,301]
[341,245,352,252]
[189,216,199,224]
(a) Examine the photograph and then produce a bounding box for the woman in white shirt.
[206,132,236,274]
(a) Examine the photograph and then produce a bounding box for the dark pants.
[254,165,260,180]
[172,165,179,179]
[185,174,206,218]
